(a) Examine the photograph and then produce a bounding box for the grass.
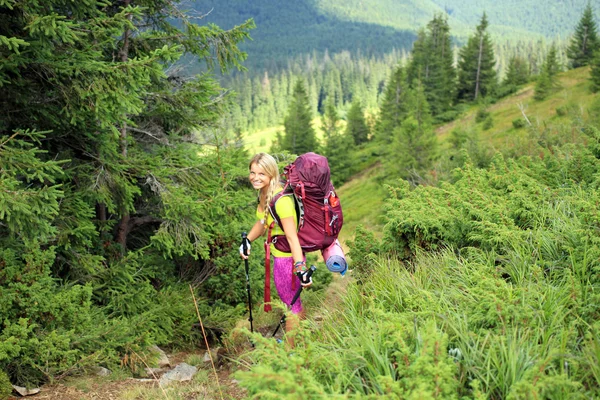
[437,67,594,150]
[242,116,336,154]
[336,163,387,243]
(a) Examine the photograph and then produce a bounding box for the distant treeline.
[222,30,568,135]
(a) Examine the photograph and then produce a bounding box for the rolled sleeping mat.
[322,239,348,276]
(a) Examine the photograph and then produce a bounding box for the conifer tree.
[282,79,318,154]
[322,97,340,140]
[502,56,530,90]
[0,0,256,384]
[534,44,562,100]
[322,99,354,185]
[406,29,428,85]
[456,13,497,102]
[390,81,438,181]
[375,65,409,144]
[567,3,600,68]
[407,15,455,117]
[345,99,370,145]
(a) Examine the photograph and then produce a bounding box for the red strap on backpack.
[263,221,275,312]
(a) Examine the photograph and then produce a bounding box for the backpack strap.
[269,184,304,231]
[263,220,274,312]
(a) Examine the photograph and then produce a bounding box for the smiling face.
[249,162,272,191]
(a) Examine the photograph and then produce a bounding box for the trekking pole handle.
[242,232,249,256]
[295,264,316,280]
[291,265,316,305]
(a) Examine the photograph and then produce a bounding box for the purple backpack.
[267,152,343,253]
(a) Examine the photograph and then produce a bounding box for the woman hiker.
[239,152,311,344]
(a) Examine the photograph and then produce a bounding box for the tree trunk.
[116,0,132,253]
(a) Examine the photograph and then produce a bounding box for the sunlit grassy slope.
[242,117,342,155]
[437,67,595,149]
[243,67,596,245]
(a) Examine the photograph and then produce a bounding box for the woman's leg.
[272,256,304,314]
[273,256,305,345]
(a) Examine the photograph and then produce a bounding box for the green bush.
[0,370,11,400]
[347,225,381,283]
[435,109,461,123]
[512,118,526,129]
[475,107,490,123]
[482,115,494,130]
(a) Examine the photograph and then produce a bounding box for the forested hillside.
[318,0,592,37]
[197,0,596,70]
[187,1,416,72]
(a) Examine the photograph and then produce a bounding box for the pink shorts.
[273,256,303,314]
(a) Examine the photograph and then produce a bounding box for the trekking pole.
[242,232,254,334]
[272,265,316,337]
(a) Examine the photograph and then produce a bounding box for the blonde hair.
[249,153,280,213]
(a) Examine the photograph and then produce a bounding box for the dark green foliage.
[321,98,339,141]
[346,225,380,283]
[226,51,404,135]
[512,118,526,129]
[407,14,456,118]
[457,13,498,102]
[501,56,530,96]
[344,99,369,145]
[475,107,491,123]
[320,96,362,186]
[0,0,260,385]
[535,44,562,100]
[383,140,600,261]
[503,56,530,86]
[375,65,409,145]
[185,0,417,72]
[567,3,600,68]
[190,0,594,73]
[387,81,438,182]
[324,131,355,186]
[281,80,319,154]
[482,115,494,130]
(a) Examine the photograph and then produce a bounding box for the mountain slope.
[337,67,596,239]
[316,0,594,38]
[193,0,596,71]
[192,0,416,71]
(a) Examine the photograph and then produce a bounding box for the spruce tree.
[0,0,257,384]
[322,104,354,185]
[345,99,370,145]
[534,44,562,100]
[406,29,428,85]
[502,56,530,90]
[322,97,340,140]
[456,13,497,102]
[407,15,455,117]
[282,79,318,154]
[390,81,437,181]
[567,3,600,68]
[375,65,409,144]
